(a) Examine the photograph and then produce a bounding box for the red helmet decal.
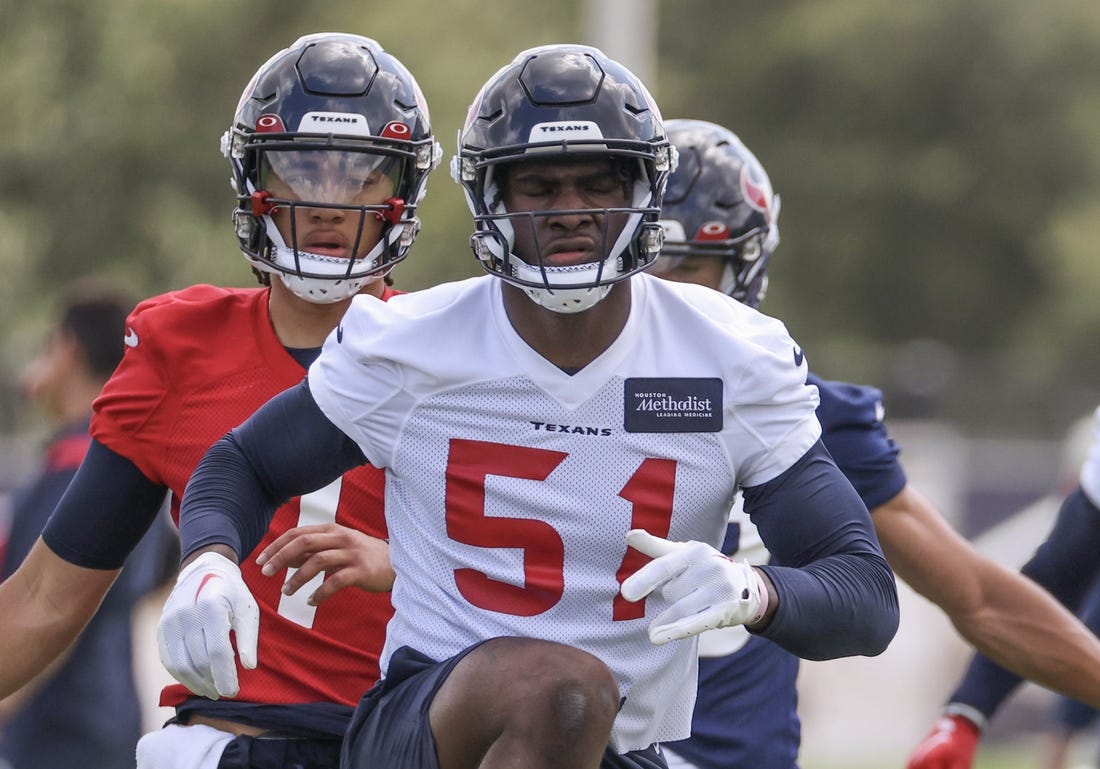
[740,164,770,216]
[256,114,286,133]
[695,221,730,241]
[381,121,411,139]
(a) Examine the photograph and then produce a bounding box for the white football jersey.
[309,273,820,752]
[1080,405,1100,508]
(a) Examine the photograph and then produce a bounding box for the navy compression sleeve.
[178,380,367,562]
[744,440,899,659]
[949,487,1100,717]
[41,440,169,570]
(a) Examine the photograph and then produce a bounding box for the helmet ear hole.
[227,33,440,303]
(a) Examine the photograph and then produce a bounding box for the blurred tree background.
[0,0,1098,439]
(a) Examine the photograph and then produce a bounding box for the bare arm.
[0,644,69,723]
[874,483,1100,707]
[0,538,119,698]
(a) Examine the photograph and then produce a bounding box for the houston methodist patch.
[624,378,723,433]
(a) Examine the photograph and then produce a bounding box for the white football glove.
[157,551,259,700]
[620,529,767,645]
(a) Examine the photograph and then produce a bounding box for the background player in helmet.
[0,32,440,769]
[158,44,898,769]
[907,406,1100,769]
[649,118,1100,769]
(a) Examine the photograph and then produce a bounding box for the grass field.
[804,748,1031,769]
[802,740,1099,769]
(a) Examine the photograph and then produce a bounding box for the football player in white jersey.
[157,45,899,769]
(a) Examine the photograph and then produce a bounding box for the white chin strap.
[522,283,613,314]
[510,247,622,314]
[263,216,394,304]
[275,267,373,304]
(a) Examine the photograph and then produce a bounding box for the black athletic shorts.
[341,642,668,769]
[217,734,342,769]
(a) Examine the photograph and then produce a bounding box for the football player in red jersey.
[0,32,440,769]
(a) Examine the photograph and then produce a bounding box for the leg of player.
[344,637,622,769]
[430,638,621,769]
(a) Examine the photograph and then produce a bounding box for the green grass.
[801,743,1051,769]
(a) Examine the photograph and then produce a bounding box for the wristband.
[942,702,987,733]
[751,568,770,624]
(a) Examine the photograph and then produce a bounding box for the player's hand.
[620,529,766,645]
[906,713,981,769]
[157,551,259,700]
[255,523,395,602]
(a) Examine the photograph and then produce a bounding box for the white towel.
[135,724,235,769]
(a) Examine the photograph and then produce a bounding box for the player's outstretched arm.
[176,381,367,562]
[0,539,119,698]
[874,483,1100,708]
[1,439,168,699]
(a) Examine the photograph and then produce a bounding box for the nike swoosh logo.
[336,325,344,343]
[124,327,139,348]
[793,346,804,367]
[195,573,222,603]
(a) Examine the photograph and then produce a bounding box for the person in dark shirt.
[0,283,178,769]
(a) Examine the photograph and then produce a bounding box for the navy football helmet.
[657,119,780,308]
[451,44,676,313]
[224,33,441,303]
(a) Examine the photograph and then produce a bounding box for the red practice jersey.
[91,284,393,708]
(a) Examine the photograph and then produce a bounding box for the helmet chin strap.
[261,215,393,304]
[509,249,622,314]
[718,263,738,297]
[522,284,612,314]
[275,271,368,304]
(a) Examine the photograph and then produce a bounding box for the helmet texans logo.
[740,164,772,219]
